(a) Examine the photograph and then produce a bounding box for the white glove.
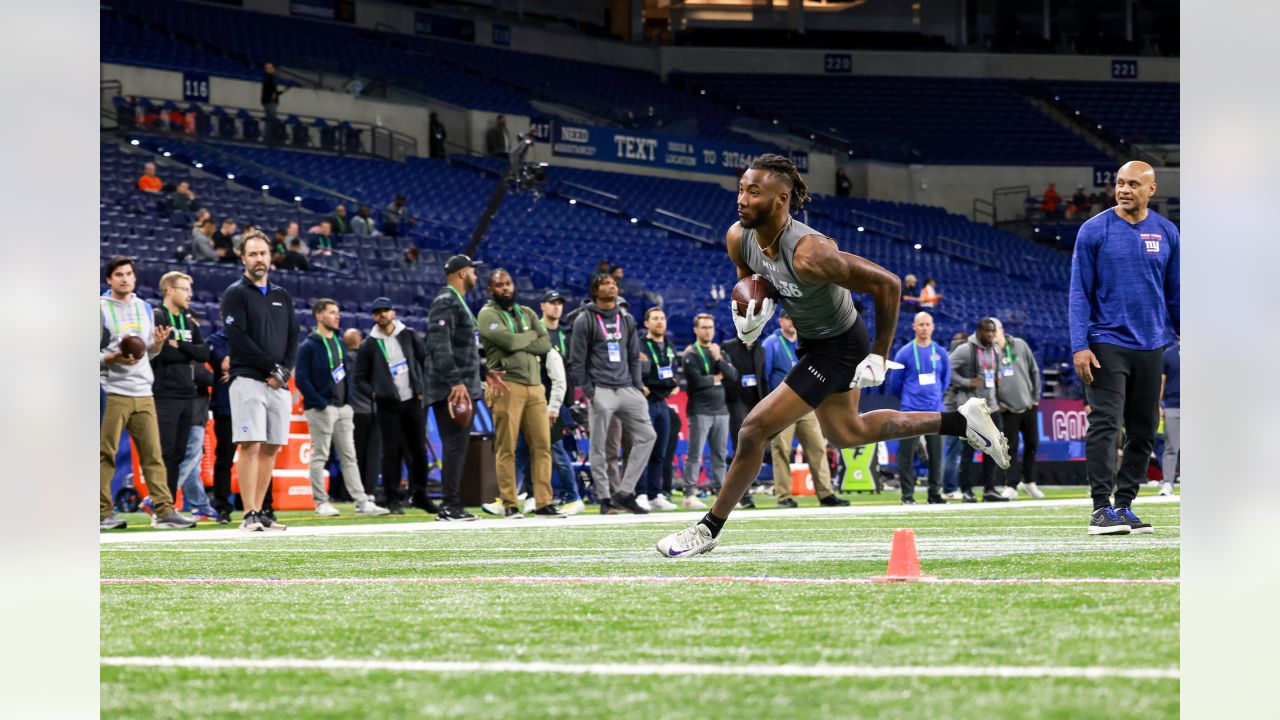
[732,297,775,346]
[852,354,904,389]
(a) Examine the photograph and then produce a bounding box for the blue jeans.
[178,423,214,513]
[640,400,671,500]
[942,435,964,494]
[551,441,580,502]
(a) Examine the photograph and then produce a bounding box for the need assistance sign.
[540,120,807,176]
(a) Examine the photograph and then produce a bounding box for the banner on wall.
[545,119,808,176]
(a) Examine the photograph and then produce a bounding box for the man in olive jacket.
[477,268,561,517]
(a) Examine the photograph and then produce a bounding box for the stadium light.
[129,139,140,146]
[538,162,549,167]
[1097,124,1103,130]
[630,217,638,224]
[226,173,235,180]
[293,196,303,202]
[261,184,270,191]
[772,119,779,125]
[1074,110,1081,115]
[913,243,922,250]
[1033,227,1040,233]
[700,89,706,95]
[856,226,865,232]
[194,162,203,168]
[568,199,577,205]
[162,151,171,157]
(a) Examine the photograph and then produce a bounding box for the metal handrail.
[654,207,713,231]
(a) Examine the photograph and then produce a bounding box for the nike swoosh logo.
[668,547,690,557]
[972,431,993,449]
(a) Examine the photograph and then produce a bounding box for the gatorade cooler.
[790,463,816,496]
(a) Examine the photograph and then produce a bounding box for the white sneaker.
[650,494,678,510]
[656,522,719,558]
[481,500,504,516]
[683,495,707,510]
[1157,481,1174,496]
[943,490,964,500]
[356,500,390,516]
[315,501,341,517]
[998,485,1018,500]
[560,499,585,515]
[1018,482,1046,499]
[958,398,1011,469]
[635,495,652,511]
[523,497,537,514]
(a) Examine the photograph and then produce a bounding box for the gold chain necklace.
[758,218,791,255]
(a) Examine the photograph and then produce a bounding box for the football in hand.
[731,274,780,318]
[450,399,473,429]
[119,334,147,360]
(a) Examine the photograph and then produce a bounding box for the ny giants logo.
[1140,233,1162,253]
[1050,410,1089,441]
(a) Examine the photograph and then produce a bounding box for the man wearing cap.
[538,290,584,513]
[426,255,507,521]
[355,296,437,516]
[477,269,562,518]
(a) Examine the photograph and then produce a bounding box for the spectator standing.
[993,319,1044,499]
[383,195,412,237]
[206,316,246,524]
[538,291,584,513]
[1069,161,1179,534]
[887,312,951,504]
[722,331,766,508]
[759,311,845,508]
[176,349,218,521]
[137,162,163,193]
[344,328,381,501]
[429,112,447,158]
[900,274,921,315]
[356,297,439,516]
[1159,342,1180,496]
[99,257,194,530]
[261,63,286,141]
[638,307,680,511]
[296,299,389,517]
[946,317,1008,503]
[478,269,562,517]
[221,231,299,531]
[941,329,971,498]
[920,277,943,309]
[569,273,656,514]
[425,255,507,520]
[680,314,738,507]
[835,167,853,197]
[485,114,510,157]
[1041,182,1062,218]
[151,271,209,505]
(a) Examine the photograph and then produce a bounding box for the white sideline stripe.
[101,575,1179,586]
[99,655,1179,680]
[99,496,1181,545]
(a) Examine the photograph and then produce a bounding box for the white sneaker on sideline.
[1017,482,1046,499]
[523,497,537,514]
[943,490,964,501]
[958,398,1011,469]
[560,499,585,516]
[481,500,504,516]
[1157,482,1174,496]
[683,495,707,510]
[356,500,390,516]
[650,494,678,510]
[636,494,652,511]
[315,501,341,517]
[999,486,1018,500]
[657,522,718,558]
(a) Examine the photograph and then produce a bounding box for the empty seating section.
[1045,81,1179,144]
[684,73,1115,165]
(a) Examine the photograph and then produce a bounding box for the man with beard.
[657,154,1008,558]
[355,297,437,517]
[477,269,562,518]
[945,317,1009,503]
[425,255,508,520]
[638,306,680,511]
[221,231,299,531]
[569,273,657,514]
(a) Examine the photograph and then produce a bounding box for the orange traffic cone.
[873,528,935,583]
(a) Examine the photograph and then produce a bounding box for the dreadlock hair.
[749,153,809,212]
[589,272,616,299]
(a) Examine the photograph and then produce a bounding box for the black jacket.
[151,306,209,399]
[682,343,739,416]
[722,338,766,410]
[639,336,679,403]
[355,325,427,405]
[220,277,299,382]
[296,332,349,410]
[424,287,484,405]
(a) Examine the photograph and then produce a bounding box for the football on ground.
[731,274,780,318]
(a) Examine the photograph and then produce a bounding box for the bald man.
[343,327,381,500]
[887,312,952,504]
[1069,160,1179,536]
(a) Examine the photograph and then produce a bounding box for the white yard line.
[99,654,1179,680]
[101,575,1179,586]
[100,496,1180,545]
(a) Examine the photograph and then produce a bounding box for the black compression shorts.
[782,316,872,409]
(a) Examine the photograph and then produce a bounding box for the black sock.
[939,411,966,437]
[700,511,727,538]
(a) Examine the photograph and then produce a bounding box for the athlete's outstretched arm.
[791,235,901,357]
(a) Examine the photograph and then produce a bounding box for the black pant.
[377,399,429,509]
[1084,343,1162,510]
[213,412,271,513]
[353,412,381,498]
[430,400,470,509]
[897,434,943,499]
[1000,409,1040,487]
[960,408,1004,495]
[155,396,192,499]
[662,404,681,497]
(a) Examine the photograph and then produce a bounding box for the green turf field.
[100,493,1180,718]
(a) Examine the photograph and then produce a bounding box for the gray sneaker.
[100,513,127,530]
[151,511,197,529]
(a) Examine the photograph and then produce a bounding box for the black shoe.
[261,509,277,522]
[599,498,619,515]
[962,491,978,503]
[1089,506,1132,535]
[532,504,567,517]
[819,494,850,507]
[503,506,524,519]
[386,504,405,515]
[738,496,756,509]
[777,497,799,508]
[216,509,232,525]
[982,491,1010,503]
[927,495,947,505]
[1114,506,1152,534]
[614,493,650,514]
[437,506,477,522]
[412,496,442,514]
[901,496,916,505]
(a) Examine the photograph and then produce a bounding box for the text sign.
[824,53,852,73]
[182,72,210,102]
[1111,59,1138,79]
[549,120,803,177]
[1092,166,1116,188]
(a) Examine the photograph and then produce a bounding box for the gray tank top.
[739,217,858,340]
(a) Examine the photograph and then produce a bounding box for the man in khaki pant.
[477,269,563,518]
[99,256,195,530]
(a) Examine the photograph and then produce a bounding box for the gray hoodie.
[995,335,1042,413]
[945,332,1000,411]
[100,293,158,397]
[568,302,642,397]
